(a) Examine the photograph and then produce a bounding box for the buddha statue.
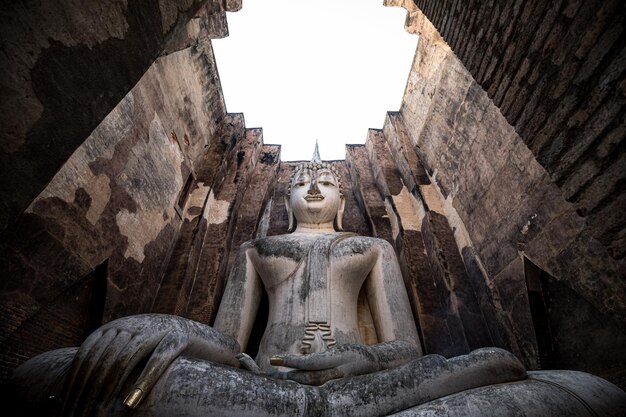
[8,151,626,416]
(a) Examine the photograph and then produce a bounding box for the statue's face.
[290,168,341,225]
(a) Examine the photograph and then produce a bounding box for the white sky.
[212,0,418,161]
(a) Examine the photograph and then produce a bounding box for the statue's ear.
[335,194,345,231]
[285,195,295,232]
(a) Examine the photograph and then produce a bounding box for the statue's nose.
[308,179,321,195]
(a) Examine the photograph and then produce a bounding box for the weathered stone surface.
[539,273,626,387]
[345,145,394,244]
[395,7,626,382]
[491,257,539,368]
[332,162,371,237]
[393,370,626,416]
[367,129,404,199]
[151,114,241,316]
[364,127,459,356]
[411,0,626,269]
[418,213,469,357]
[383,112,430,189]
[0,0,241,236]
[184,127,269,324]
[460,247,513,352]
[0,266,106,383]
[266,164,296,237]
[14,344,626,417]
[0,30,230,379]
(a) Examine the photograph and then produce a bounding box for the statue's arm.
[364,239,422,352]
[60,242,262,416]
[61,314,240,416]
[213,241,263,352]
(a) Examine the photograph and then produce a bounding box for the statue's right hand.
[61,314,240,417]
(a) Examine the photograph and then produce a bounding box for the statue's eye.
[320,181,334,186]
[296,182,306,187]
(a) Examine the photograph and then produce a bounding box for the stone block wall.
[165,128,282,325]
[0,0,242,239]
[408,0,625,240]
[391,2,626,386]
[351,127,499,358]
[0,30,232,380]
[409,0,626,280]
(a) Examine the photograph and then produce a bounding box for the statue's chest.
[251,235,374,291]
[252,235,377,354]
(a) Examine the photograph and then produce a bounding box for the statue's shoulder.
[247,234,295,246]
[344,234,392,246]
[336,234,393,255]
[243,234,310,260]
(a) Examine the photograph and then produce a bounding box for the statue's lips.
[304,195,325,202]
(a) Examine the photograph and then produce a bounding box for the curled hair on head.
[286,162,343,196]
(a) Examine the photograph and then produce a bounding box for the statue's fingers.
[62,329,103,401]
[281,368,343,385]
[270,351,343,371]
[74,330,133,417]
[237,352,261,373]
[61,328,117,416]
[122,331,188,409]
[92,332,166,417]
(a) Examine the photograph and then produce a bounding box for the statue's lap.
[14,346,626,417]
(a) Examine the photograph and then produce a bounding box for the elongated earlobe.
[335,194,345,231]
[285,195,295,232]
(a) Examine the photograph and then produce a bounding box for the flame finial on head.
[311,139,321,163]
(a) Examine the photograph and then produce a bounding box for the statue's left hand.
[270,344,380,385]
[61,314,240,417]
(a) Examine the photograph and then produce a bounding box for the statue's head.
[285,161,345,232]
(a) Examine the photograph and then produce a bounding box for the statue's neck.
[293,221,336,234]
